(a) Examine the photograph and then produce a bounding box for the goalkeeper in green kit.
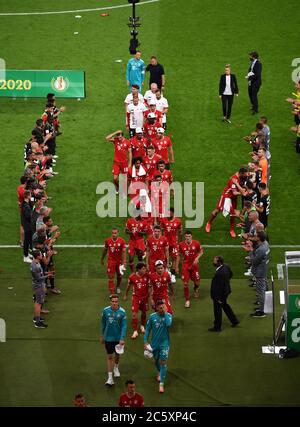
[144,299,172,393]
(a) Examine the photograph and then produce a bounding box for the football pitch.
[1,0,300,407]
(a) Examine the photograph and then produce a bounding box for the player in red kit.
[157,160,173,184]
[160,207,182,289]
[205,167,248,238]
[130,128,148,159]
[143,100,163,126]
[146,225,169,273]
[101,228,127,295]
[143,145,162,181]
[125,215,148,272]
[106,130,132,194]
[119,380,144,407]
[149,260,173,314]
[124,262,150,339]
[178,230,204,308]
[144,113,161,143]
[152,128,174,169]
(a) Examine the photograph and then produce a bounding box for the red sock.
[141,312,146,326]
[132,318,138,331]
[230,216,235,231]
[117,275,121,287]
[184,284,190,300]
[108,279,115,294]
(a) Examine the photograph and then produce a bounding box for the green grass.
[1,0,300,407]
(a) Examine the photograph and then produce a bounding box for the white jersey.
[144,90,157,106]
[124,92,144,105]
[127,102,147,128]
[155,96,169,124]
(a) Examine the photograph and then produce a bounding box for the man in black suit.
[208,256,239,332]
[246,51,262,114]
[219,65,239,123]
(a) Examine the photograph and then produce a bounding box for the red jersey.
[119,392,144,407]
[144,122,161,141]
[104,237,126,263]
[222,173,241,199]
[130,136,148,158]
[17,185,25,206]
[158,169,173,184]
[143,153,161,179]
[129,272,150,299]
[126,218,148,241]
[144,109,163,123]
[149,181,170,218]
[152,136,172,163]
[179,240,202,266]
[160,217,182,246]
[147,236,168,261]
[149,272,170,298]
[113,137,131,164]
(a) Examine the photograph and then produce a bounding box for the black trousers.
[248,84,261,112]
[213,299,238,329]
[23,228,32,257]
[221,95,234,119]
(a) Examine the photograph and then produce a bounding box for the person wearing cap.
[101,229,127,295]
[145,56,165,91]
[126,97,147,138]
[152,128,174,169]
[144,83,158,106]
[143,101,163,126]
[100,294,127,386]
[130,128,148,159]
[246,51,262,114]
[126,50,145,91]
[144,299,172,394]
[124,262,150,339]
[124,85,144,113]
[143,113,161,143]
[146,225,169,273]
[119,380,145,407]
[155,89,169,131]
[149,260,173,314]
[178,230,204,308]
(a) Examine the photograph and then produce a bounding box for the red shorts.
[132,296,149,313]
[107,261,121,276]
[217,194,237,216]
[169,245,179,258]
[153,295,173,314]
[181,263,200,283]
[112,162,128,176]
[149,259,166,273]
[128,239,146,257]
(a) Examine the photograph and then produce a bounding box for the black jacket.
[210,264,233,301]
[248,60,262,86]
[21,200,33,231]
[219,74,239,95]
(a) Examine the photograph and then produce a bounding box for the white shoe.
[116,287,121,294]
[244,271,253,277]
[115,190,119,195]
[140,325,145,334]
[24,256,32,263]
[53,155,59,159]
[51,171,59,175]
[185,300,191,308]
[105,377,114,386]
[159,383,165,393]
[131,330,139,339]
[113,366,120,377]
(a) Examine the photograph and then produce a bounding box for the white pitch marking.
[277,264,285,280]
[0,0,159,16]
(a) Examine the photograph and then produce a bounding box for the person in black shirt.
[146,56,165,90]
[21,190,33,263]
[253,182,270,228]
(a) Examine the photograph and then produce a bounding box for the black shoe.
[250,311,266,318]
[208,327,221,332]
[33,317,44,323]
[34,321,48,328]
[251,110,258,115]
[231,321,239,328]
